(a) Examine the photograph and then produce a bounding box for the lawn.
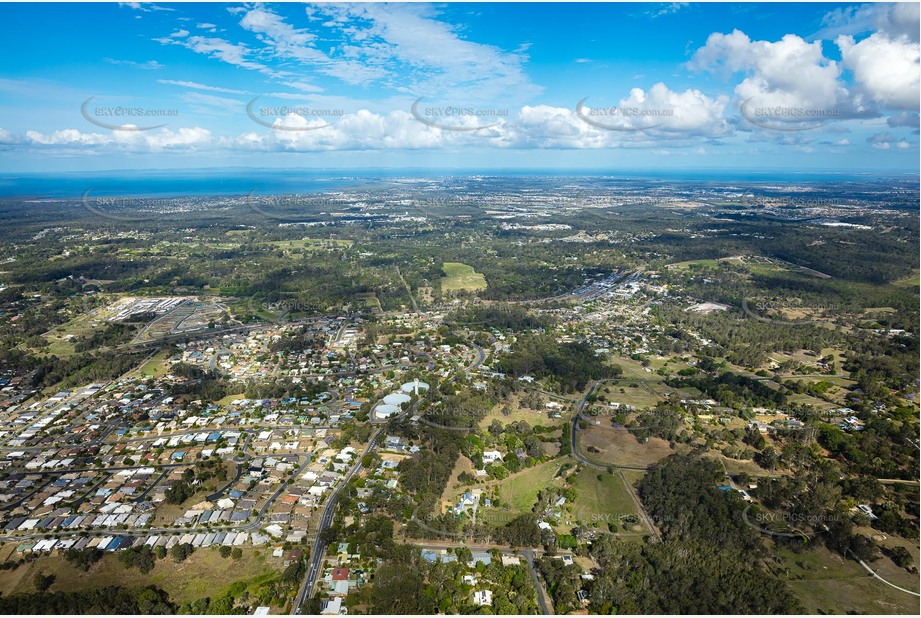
[497,459,563,512]
[216,392,247,406]
[355,292,382,312]
[578,423,676,469]
[441,262,487,292]
[568,467,647,535]
[264,238,353,254]
[666,258,721,270]
[778,546,919,614]
[439,455,477,511]
[479,396,556,429]
[136,349,173,378]
[598,381,669,409]
[0,546,281,608]
[478,459,566,527]
[892,269,920,288]
[38,307,111,357]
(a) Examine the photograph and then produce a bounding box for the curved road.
[569,380,662,542]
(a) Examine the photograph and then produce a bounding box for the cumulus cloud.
[867,131,911,150]
[887,111,920,129]
[689,29,855,120]
[24,127,213,151]
[0,128,19,144]
[691,5,919,130]
[837,32,920,110]
[14,85,731,156]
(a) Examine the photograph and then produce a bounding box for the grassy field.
[216,392,246,406]
[579,424,675,469]
[39,308,110,357]
[136,349,173,378]
[598,381,669,409]
[441,262,487,292]
[264,238,353,255]
[477,459,566,527]
[892,269,920,288]
[591,356,687,409]
[620,469,646,488]
[568,467,647,534]
[701,451,781,478]
[354,292,382,312]
[778,546,919,614]
[666,258,722,270]
[497,459,563,511]
[439,455,477,511]
[479,396,554,429]
[0,546,282,608]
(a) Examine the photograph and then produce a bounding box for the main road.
[292,429,383,613]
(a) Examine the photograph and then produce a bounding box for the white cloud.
[228,3,540,102]
[318,3,540,100]
[611,83,730,136]
[650,3,689,18]
[815,2,919,43]
[690,30,851,115]
[24,127,213,151]
[152,4,539,108]
[837,32,920,110]
[160,35,271,75]
[26,128,112,146]
[866,131,911,150]
[14,88,728,155]
[0,128,18,144]
[119,2,174,12]
[157,79,249,95]
[237,5,385,85]
[103,58,163,70]
[280,81,325,94]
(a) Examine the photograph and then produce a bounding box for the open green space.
[570,467,647,534]
[441,262,487,292]
[264,238,353,255]
[778,546,919,614]
[0,546,282,609]
[480,459,566,526]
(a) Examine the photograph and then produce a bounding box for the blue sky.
[0,1,918,172]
